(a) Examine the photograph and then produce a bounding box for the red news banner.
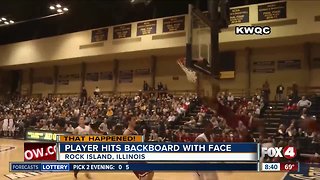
[24,135,143,161]
[24,143,56,161]
[280,162,299,171]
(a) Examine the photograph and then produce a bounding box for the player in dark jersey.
[123,116,154,180]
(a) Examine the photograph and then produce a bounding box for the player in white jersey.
[8,116,14,137]
[73,116,94,179]
[123,116,154,180]
[2,118,8,136]
[194,120,218,180]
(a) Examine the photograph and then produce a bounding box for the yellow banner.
[58,135,143,142]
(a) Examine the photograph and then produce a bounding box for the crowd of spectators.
[0,82,319,161]
[0,90,198,142]
[217,91,264,118]
[0,89,256,144]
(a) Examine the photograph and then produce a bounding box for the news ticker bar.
[10,162,258,172]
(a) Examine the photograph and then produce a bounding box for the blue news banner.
[10,162,258,172]
[58,143,257,152]
[57,143,259,161]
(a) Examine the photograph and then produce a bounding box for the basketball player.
[2,116,8,137]
[123,116,154,180]
[194,120,218,180]
[73,116,94,179]
[8,114,14,137]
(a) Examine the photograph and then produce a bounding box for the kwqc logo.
[235,26,271,35]
[261,146,297,159]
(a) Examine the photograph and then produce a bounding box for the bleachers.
[251,101,284,138]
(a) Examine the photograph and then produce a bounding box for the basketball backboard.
[186,4,214,75]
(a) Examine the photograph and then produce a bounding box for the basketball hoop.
[177,58,197,83]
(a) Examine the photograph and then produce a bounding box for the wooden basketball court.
[0,139,286,180]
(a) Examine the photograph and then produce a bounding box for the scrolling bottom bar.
[10,162,258,172]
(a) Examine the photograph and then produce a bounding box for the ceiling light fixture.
[130,0,152,5]
[49,4,69,14]
[0,17,15,26]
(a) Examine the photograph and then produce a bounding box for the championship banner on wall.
[230,7,249,24]
[119,70,133,83]
[252,61,275,73]
[137,20,157,36]
[277,60,301,70]
[162,16,185,33]
[68,74,80,80]
[58,74,80,83]
[57,79,69,85]
[86,72,99,81]
[99,71,113,80]
[33,77,43,83]
[204,7,249,25]
[258,1,287,21]
[113,24,132,39]
[42,77,54,84]
[135,68,150,76]
[58,74,68,80]
[58,74,69,85]
[312,58,320,69]
[91,28,108,43]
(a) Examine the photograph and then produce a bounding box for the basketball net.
[177,58,197,83]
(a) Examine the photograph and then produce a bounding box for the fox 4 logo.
[261,146,297,159]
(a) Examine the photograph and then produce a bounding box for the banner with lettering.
[42,77,54,84]
[119,70,133,83]
[137,20,157,36]
[252,61,275,73]
[99,71,113,80]
[86,72,99,81]
[91,28,108,42]
[68,74,80,81]
[113,24,132,39]
[163,16,185,33]
[57,79,69,85]
[277,60,301,70]
[135,68,150,76]
[258,1,286,21]
[33,77,43,83]
[230,7,249,24]
[312,58,320,69]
